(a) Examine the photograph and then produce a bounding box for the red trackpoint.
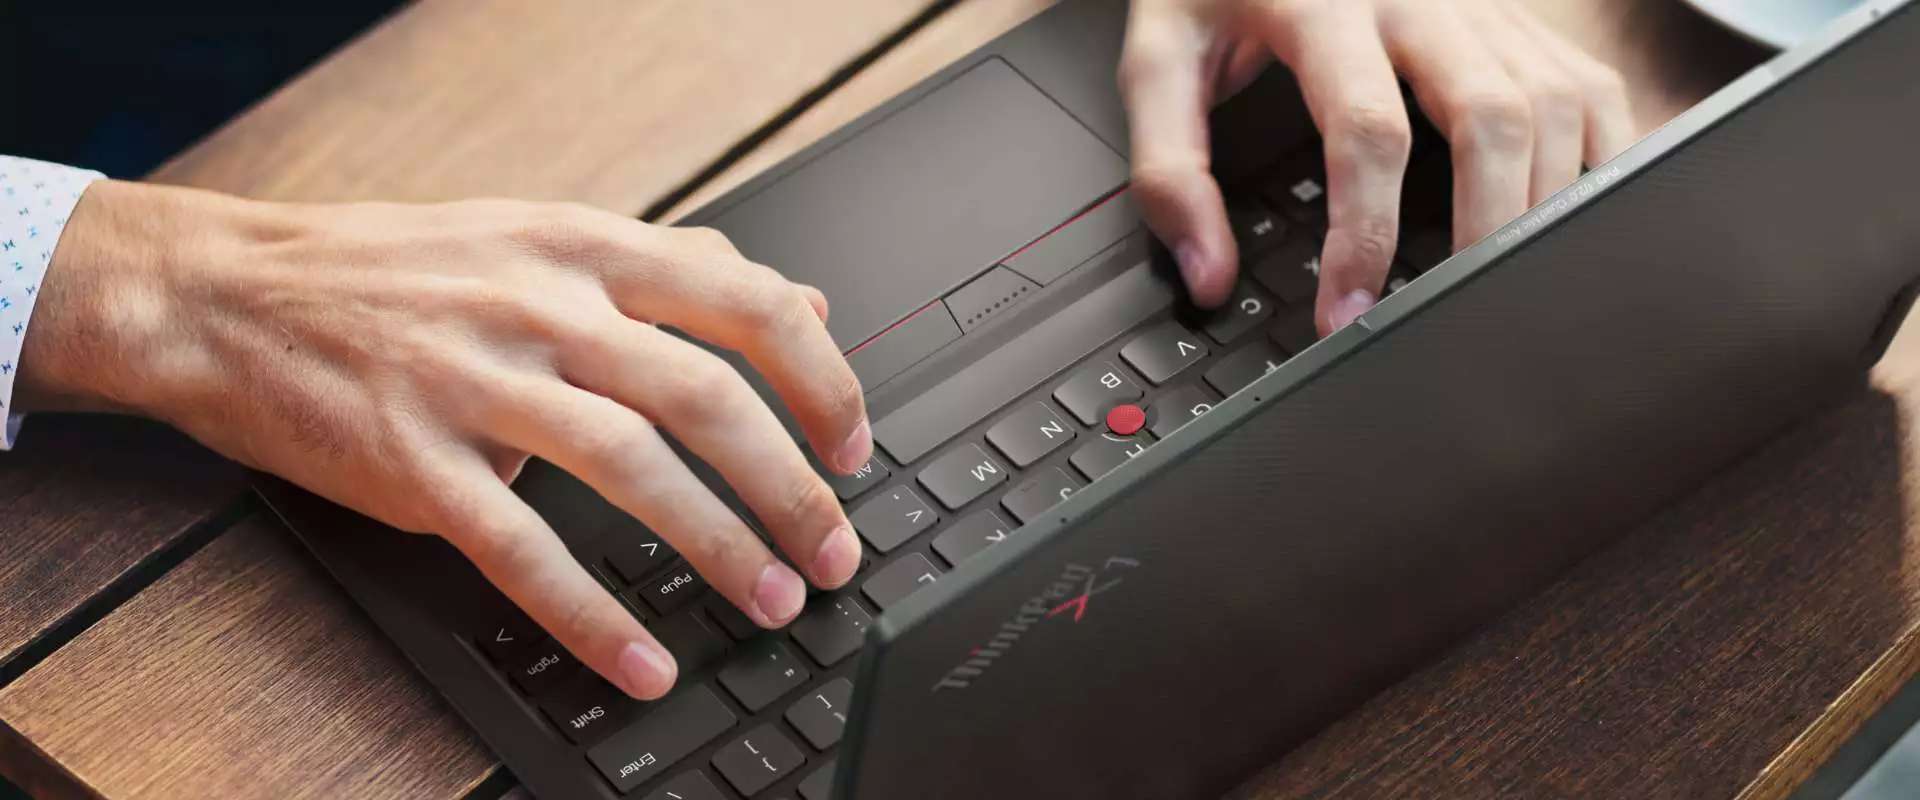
[1105,404,1146,436]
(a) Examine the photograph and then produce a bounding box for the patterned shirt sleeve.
[0,155,106,450]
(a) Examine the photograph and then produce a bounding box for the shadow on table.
[1229,381,1920,798]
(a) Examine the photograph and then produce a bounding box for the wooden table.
[6,1,1899,797]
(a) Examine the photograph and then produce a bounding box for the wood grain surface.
[149,0,941,208]
[0,417,238,674]
[0,515,498,799]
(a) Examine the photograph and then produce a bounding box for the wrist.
[14,180,276,424]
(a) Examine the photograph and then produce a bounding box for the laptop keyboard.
[471,140,1453,799]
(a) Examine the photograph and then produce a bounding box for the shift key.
[587,685,737,794]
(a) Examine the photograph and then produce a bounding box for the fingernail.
[1329,290,1378,331]
[810,525,861,589]
[835,419,873,475]
[1174,239,1209,288]
[616,640,676,699]
[753,562,807,626]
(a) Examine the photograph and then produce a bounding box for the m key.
[917,443,1009,510]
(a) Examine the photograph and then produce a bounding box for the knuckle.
[678,225,739,255]
[1332,104,1413,164]
[738,281,818,341]
[1116,30,1185,90]
[659,352,750,425]
[780,476,842,531]
[1346,218,1399,269]
[1452,87,1534,152]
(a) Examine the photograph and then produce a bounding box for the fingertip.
[1174,238,1237,308]
[831,418,873,476]
[1319,289,1378,337]
[809,524,861,589]
[616,640,678,700]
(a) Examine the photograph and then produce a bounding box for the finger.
[1248,2,1410,335]
[1381,3,1535,251]
[436,463,676,700]
[1501,1,1636,165]
[598,224,870,477]
[1465,1,1584,203]
[1118,0,1237,307]
[487,374,821,630]
[559,319,860,591]
[797,283,830,323]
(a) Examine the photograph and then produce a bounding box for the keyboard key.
[635,564,710,617]
[711,724,806,797]
[1201,283,1276,344]
[539,674,638,745]
[1270,307,1318,355]
[785,678,854,750]
[1069,432,1155,481]
[799,760,838,800]
[931,509,1013,566]
[985,402,1076,468]
[476,609,539,663]
[789,595,872,667]
[586,685,737,794]
[1261,158,1328,229]
[507,639,581,697]
[652,613,730,674]
[917,443,1009,510]
[718,641,811,712]
[861,553,942,611]
[1053,361,1143,425]
[848,486,938,553]
[605,532,676,585]
[824,456,890,502]
[1119,321,1209,384]
[1249,235,1322,305]
[1383,263,1418,296]
[1001,467,1081,525]
[1149,384,1219,439]
[643,771,727,800]
[703,597,760,641]
[1204,340,1288,397]
[1227,199,1288,259]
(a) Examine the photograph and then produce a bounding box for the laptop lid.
[841,2,1920,798]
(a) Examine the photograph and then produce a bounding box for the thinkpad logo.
[931,556,1138,692]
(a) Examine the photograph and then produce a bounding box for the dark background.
[0,4,401,795]
[0,1,403,177]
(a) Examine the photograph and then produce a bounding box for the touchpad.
[709,58,1128,350]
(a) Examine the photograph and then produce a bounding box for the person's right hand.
[1120,0,1636,334]
[18,179,871,701]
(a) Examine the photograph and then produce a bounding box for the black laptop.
[260,1,1920,797]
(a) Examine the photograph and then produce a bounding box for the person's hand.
[1119,0,1635,333]
[18,180,871,700]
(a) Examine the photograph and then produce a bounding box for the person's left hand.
[1119,0,1636,333]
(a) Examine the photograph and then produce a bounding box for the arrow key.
[476,609,539,663]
